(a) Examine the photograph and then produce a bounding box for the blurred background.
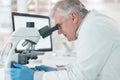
[0,0,120,56]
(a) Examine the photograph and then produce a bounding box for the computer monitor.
[12,12,52,52]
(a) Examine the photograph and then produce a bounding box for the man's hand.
[10,63,34,80]
[35,65,57,72]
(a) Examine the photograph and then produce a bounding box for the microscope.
[1,22,59,80]
[8,22,58,66]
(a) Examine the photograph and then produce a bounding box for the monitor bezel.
[12,12,53,52]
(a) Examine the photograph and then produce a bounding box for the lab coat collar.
[76,25,81,39]
[76,9,97,39]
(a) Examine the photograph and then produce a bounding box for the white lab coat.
[35,10,120,80]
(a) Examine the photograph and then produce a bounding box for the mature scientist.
[10,0,120,80]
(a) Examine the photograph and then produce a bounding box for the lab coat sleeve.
[34,71,44,80]
[42,70,69,80]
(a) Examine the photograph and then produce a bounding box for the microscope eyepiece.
[39,24,59,38]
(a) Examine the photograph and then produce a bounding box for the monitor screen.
[12,12,52,52]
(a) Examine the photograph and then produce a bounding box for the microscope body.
[4,27,40,80]
[2,23,59,80]
[6,27,40,67]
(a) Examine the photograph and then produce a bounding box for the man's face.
[53,10,79,41]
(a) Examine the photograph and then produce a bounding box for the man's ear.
[70,12,79,24]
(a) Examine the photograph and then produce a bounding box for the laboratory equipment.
[0,12,59,80]
[4,23,58,80]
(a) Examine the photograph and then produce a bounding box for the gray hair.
[51,0,89,18]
